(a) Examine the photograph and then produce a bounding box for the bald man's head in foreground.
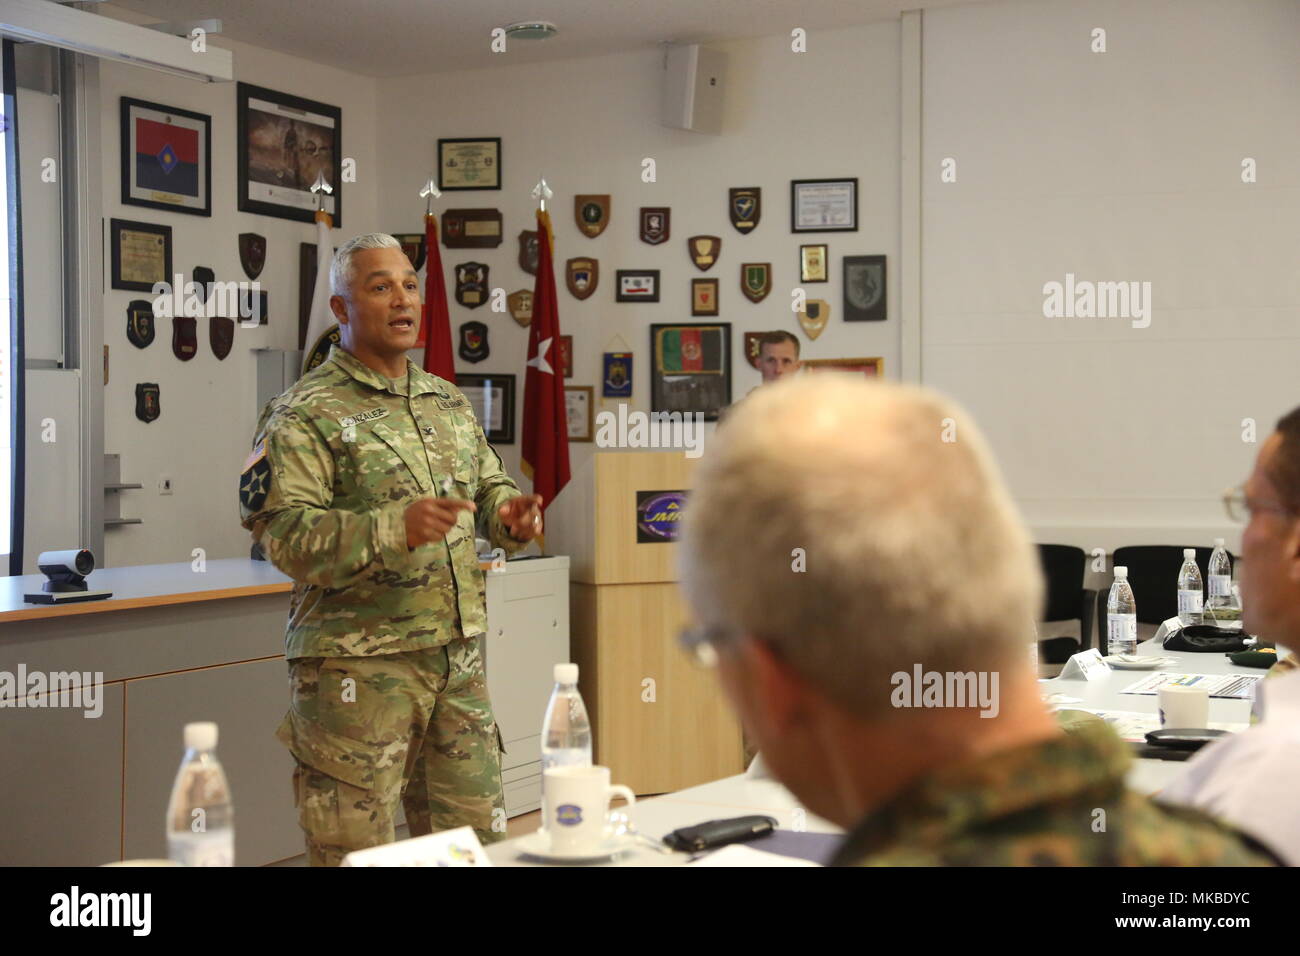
[678,374,1054,828]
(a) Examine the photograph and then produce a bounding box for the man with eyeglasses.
[1158,406,1300,864]
[678,374,1278,866]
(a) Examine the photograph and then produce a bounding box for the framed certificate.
[438,137,502,191]
[120,97,212,217]
[799,244,828,282]
[565,386,594,442]
[791,178,858,233]
[110,218,172,292]
[456,373,516,444]
[237,83,343,226]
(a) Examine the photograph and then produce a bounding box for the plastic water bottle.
[1176,548,1204,626]
[1106,566,1138,656]
[166,722,234,866]
[540,663,592,772]
[1207,538,1232,611]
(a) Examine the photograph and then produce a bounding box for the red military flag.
[420,212,455,382]
[521,208,571,511]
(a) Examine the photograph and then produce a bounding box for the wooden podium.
[547,451,743,795]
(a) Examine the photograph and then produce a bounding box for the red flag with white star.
[521,208,570,510]
[420,212,455,382]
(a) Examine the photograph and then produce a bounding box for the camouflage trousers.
[275,635,507,867]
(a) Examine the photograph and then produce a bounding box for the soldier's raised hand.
[404,497,476,549]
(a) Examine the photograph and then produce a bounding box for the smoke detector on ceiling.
[503,21,559,41]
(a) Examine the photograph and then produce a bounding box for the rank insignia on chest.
[240,440,271,513]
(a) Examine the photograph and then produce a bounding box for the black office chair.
[1036,544,1097,663]
[1094,545,1236,644]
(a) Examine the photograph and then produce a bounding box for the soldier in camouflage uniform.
[678,375,1278,867]
[240,234,543,866]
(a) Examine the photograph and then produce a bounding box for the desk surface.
[486,637,1274,866]
[0,554,565,624]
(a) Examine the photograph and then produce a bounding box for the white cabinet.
[483,556,570,816]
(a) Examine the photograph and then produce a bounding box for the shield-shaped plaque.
[454,262,489,309]
[574,195,610,238]
[238,233,266,280]
[729,187,761,233]
[458,321,489,363]
[640,207,670,245]
[135,383,161,423]
[392,233,426,272]
[126,299,155,349]
[507,290,534,327]
[566,257,599,300]
[192,266,215,304]
[743,331,764,369]
[741,263,772,303]
[689,236,721,271]
[797,299,831,340]
[518,230,540,276]
[209,316,234,360]
[172,317,198,360]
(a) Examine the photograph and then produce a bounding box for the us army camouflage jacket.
[240,346,527,659]
[827,720,1279,867]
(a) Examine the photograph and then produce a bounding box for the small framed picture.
[799,244,828,283]
[650,323,732,421]
[121,97,212,217]
[456,373,516,444]
[110,218,172,292]
[438,137,502,191]
[691,278,719,316]
[616,269,660,303]
[237,82,343,226]
[565,386,594,442]
[843,254,886,322]
[558,334,573,378]
[802,357,883,378]
[791,178,858,233]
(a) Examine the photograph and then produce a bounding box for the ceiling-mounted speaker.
[660,43,726,135]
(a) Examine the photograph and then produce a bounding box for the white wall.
[94,4,379,568]
[920,0,1300,553]
[376,24,902,485]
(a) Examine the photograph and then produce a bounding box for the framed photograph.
[802,357,883,378]
[237,82,342,226]
[799,244,828,283]
[843,254,886,322]
[109,218,172,292]
[650,323,732,421]
[558,334,573,378]
[565,386,594,442]
[456,373,516,444]
[791,178,858,233]
[120,98,211,217]
[616,269,660,303]
[438,137,502,191]
[691,278,719,316]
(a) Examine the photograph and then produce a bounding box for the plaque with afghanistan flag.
[120,98,211,216]
[650,323,731,421]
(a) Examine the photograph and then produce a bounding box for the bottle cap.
[1184,548,1195,558]
[184,721,218,751]
[1114,566,1127,579]
[1214,538,1225,547]
[554,663,578,684]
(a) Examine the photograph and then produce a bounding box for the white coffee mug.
[1158,683,1210,728]
[542,765,636,853]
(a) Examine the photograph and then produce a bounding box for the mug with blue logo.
[543,765,637,853]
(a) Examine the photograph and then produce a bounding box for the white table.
[487,636,1276,866]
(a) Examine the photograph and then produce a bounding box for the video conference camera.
[24,549,113,604]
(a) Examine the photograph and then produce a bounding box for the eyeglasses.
[677,624,728,668]
[1223,484,1296,523]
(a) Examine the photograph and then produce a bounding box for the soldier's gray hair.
[678,374,1044,720]
[330,233,403,298]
